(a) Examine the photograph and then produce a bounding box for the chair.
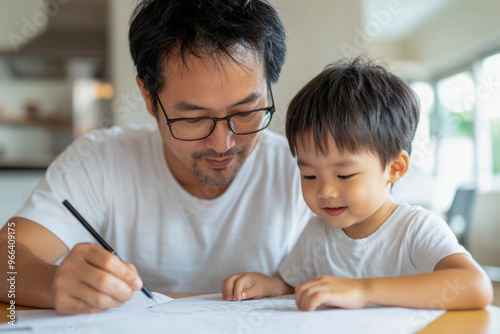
[468,190,500,268]
[446,187,476,248]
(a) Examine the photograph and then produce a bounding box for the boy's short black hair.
[286,57,420,168]
[129,0,286,96]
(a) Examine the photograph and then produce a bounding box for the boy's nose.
[317,182,338,199]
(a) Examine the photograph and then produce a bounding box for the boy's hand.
[221,272,289,301]
[294,275,369,311]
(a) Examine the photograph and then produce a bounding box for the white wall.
[269,0,360,134]
[0,78,72,157]
[0,78,71,119]
[108,0,152,127]
[0,170,45,225]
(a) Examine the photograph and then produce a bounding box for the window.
[434,71,476,207]
[428,52,500,209]
[477,53,500,188]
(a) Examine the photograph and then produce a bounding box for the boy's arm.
[221,272,293,301]
[295,253,493,311]
[368,253,493,309]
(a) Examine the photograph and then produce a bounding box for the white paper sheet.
[0,291,171,332]
[4,293,445,334]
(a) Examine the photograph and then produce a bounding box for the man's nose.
[205,120,236,153]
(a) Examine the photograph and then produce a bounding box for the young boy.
[221,58,493,311]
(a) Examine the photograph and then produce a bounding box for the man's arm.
[0,217,142,314]
[294,254,493,311]
[0,217,64,308]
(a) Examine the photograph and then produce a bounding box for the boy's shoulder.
[390,203,451,239]
[392,203,443,224]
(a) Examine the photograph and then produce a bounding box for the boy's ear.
[387,150,409,183]
[136,76,156,118]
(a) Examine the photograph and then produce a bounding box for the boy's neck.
[343,200,398,239]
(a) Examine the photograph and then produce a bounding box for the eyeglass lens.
[170,109,272,140]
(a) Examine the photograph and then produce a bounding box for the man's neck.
[182,180,229,199]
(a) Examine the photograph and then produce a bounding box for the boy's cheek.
[301,188,316,208]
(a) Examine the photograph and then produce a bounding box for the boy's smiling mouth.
[323,206,347,216]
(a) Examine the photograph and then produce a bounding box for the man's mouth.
[205,157,234,168]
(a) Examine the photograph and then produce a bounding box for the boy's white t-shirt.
[279,203,468,287]
[15,124,312,293]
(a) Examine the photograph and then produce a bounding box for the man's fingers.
[81,245,131,277]
[83,264,134,302]
[59,257,134,303]
[55,294,107,316]
[77,244,141,293]
[124,263,143,290]
[52,243,141,315]
[73,282,124,310]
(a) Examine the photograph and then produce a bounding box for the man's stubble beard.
[190,147,247,187]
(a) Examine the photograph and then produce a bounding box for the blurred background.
[0,0,499,302]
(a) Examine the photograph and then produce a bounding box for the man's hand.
[221,272,292,301]
[52,243,143,315]
[294,275,369,311]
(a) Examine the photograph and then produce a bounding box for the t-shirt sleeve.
[279,216,324,287]
[14,132,108,251]
[407,211,469,272]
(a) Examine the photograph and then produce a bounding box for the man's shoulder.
[72,123,159,156]
[83,123,157,144]
[261,129,288,146]
[51,124,159,171]
[301,216,329,236]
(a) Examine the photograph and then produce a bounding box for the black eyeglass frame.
[153,84,276,141]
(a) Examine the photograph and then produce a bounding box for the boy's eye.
[338,174,354,180]
[302,175,316,181]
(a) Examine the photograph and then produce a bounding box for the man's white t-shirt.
[279,203,468,287]
[16,125,312,293]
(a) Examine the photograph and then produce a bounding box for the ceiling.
[0,0,468,78]
[361,0,462,41]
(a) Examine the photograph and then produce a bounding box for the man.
[0,0,311,315]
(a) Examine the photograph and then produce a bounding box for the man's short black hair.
[129,0,286,96]
[286,57,420,168]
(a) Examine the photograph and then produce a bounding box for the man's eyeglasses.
[153,85,275,141]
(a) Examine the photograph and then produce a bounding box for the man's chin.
[192,167,238,187]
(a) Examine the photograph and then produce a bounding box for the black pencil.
[62,199,156,303]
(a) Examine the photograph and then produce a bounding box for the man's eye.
[302,175,316,181]
[338,174,354,180]
[234,110,257,119]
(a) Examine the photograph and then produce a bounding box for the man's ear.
[388,150,409,183]
[136,76,156,118]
